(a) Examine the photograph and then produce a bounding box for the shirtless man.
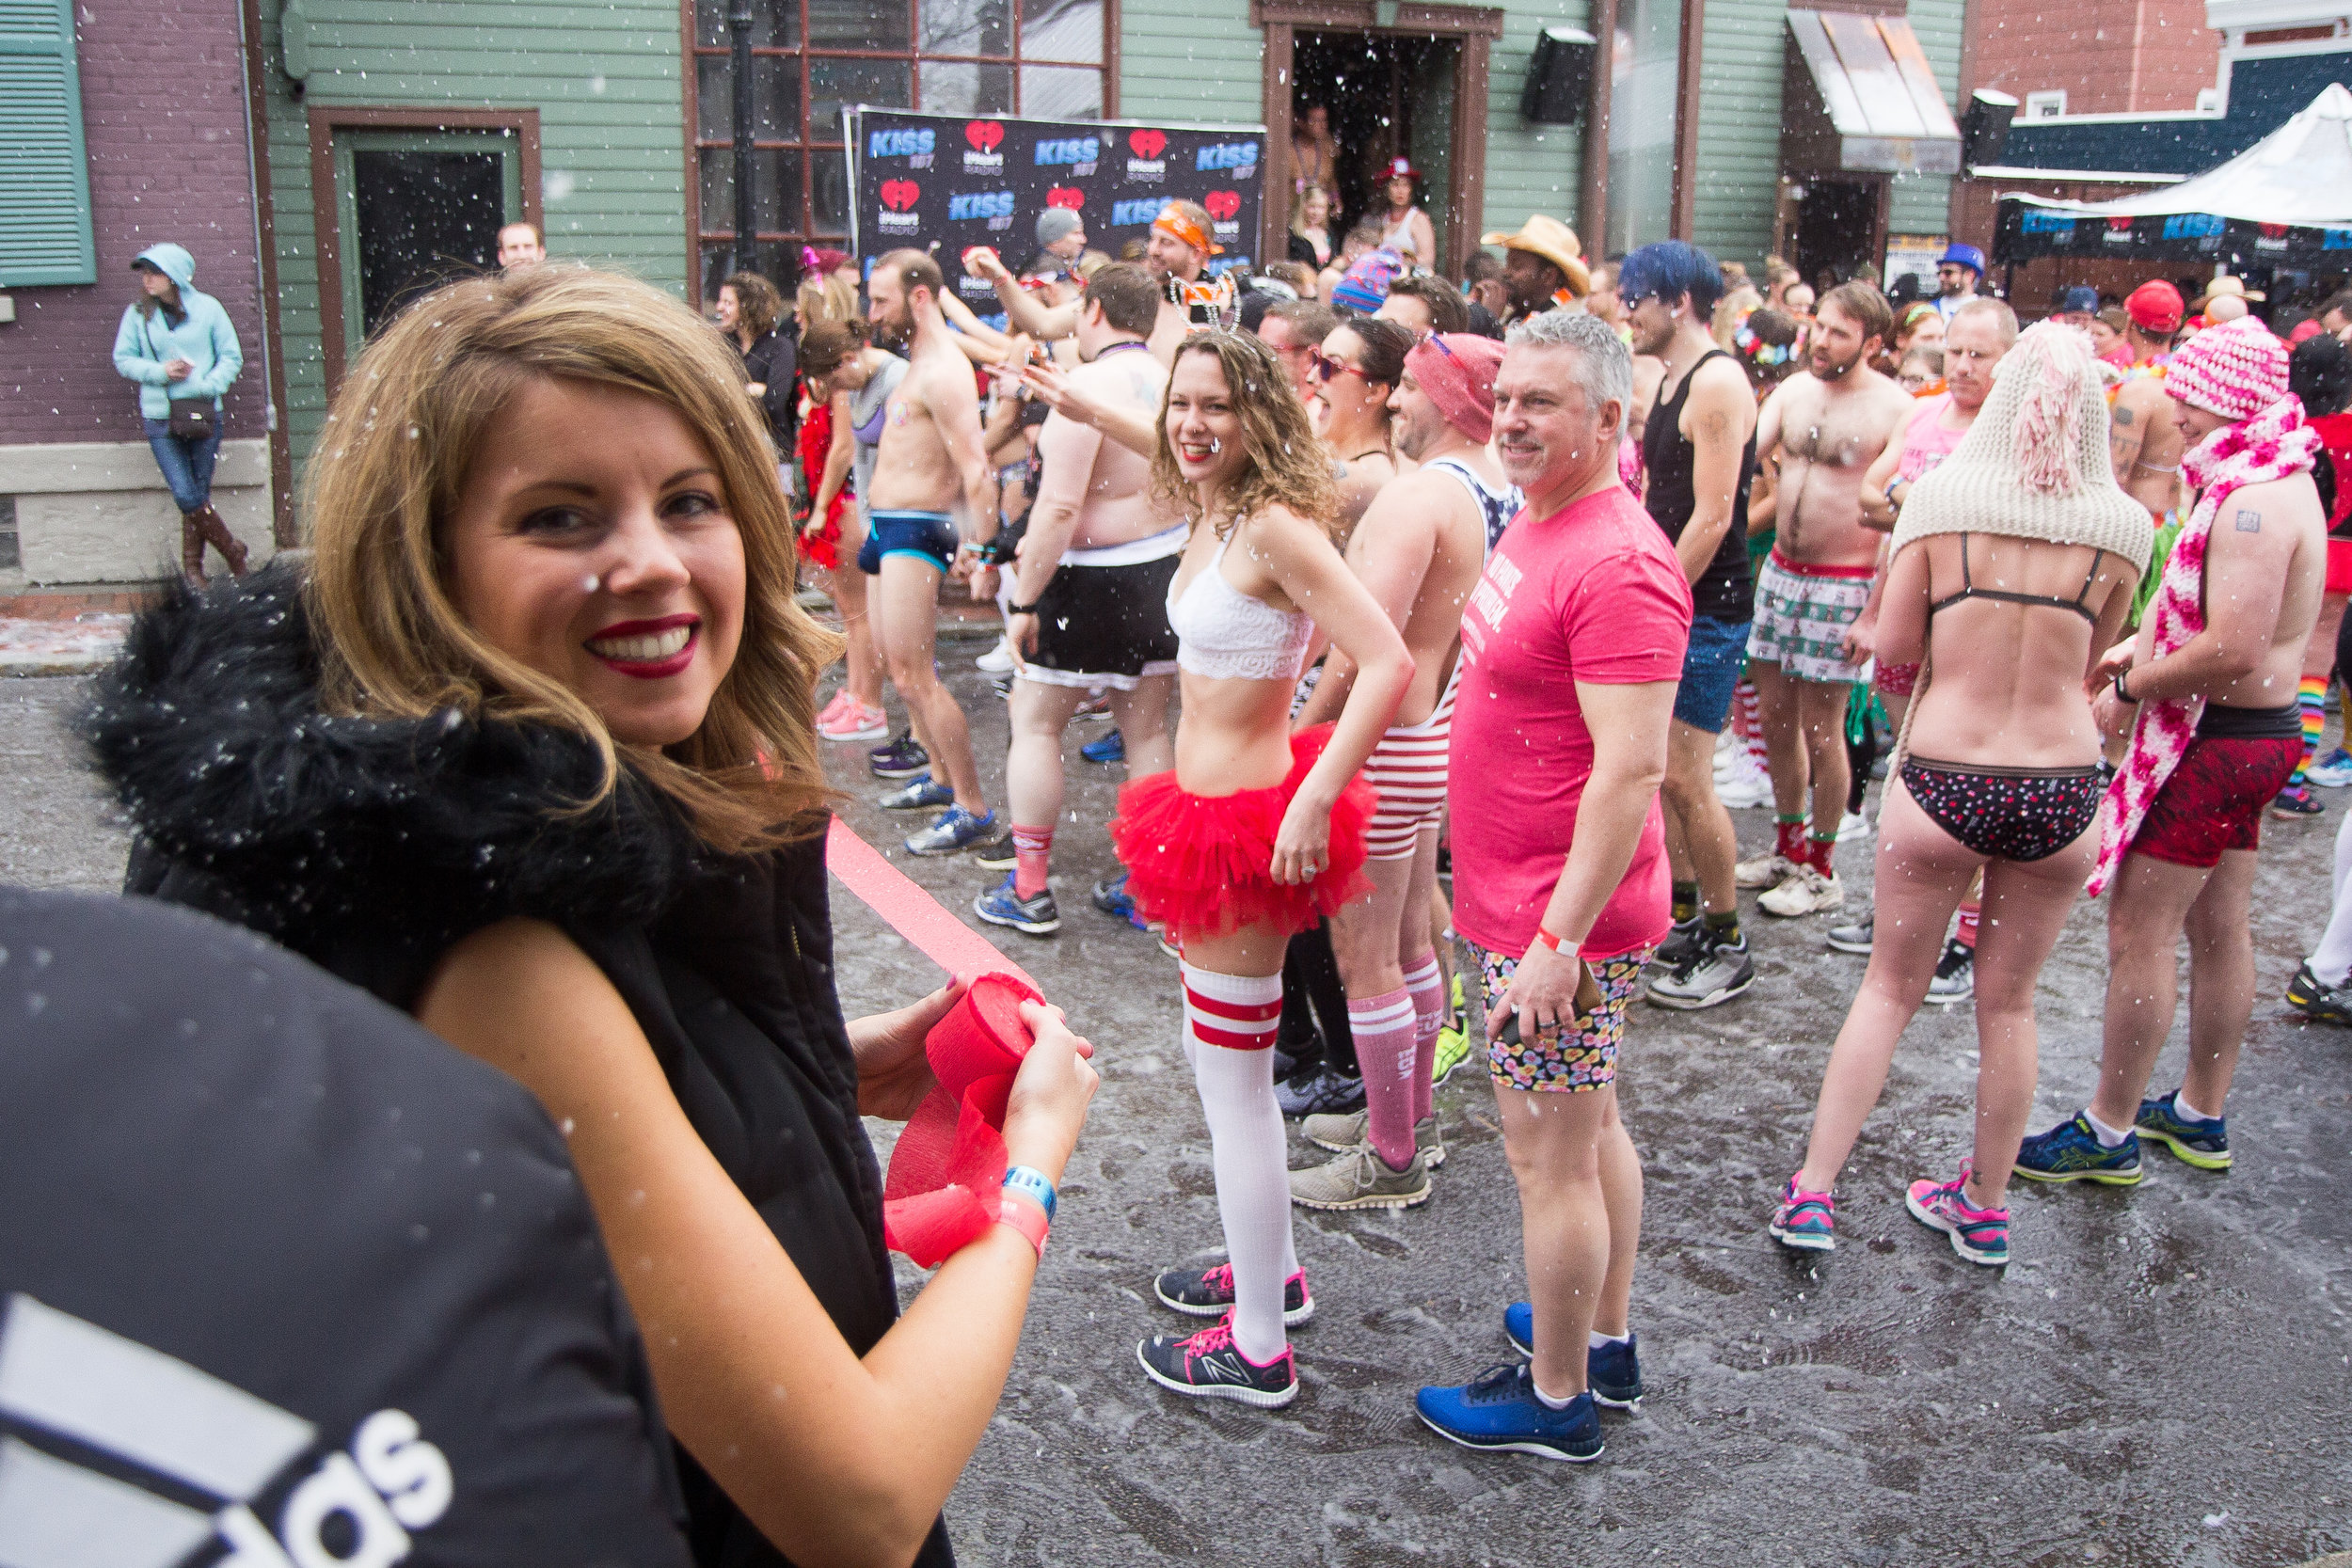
[971,263,1179,936]
[2017,318,2327,1187]
[1740,281,1913,917]
[972,200,1226,364]
[865,248,1004,855]
[2107,281,2188,522]
[1288,332,1516,1210]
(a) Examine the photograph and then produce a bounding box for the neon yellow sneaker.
[1432,974,1471,1085]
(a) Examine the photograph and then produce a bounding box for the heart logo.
[965,119,1005,153]
[1203,189,1241,222]
[2261,221,2290,239]
[2107,216,2135,233]
[1128,129,1167,159]
[880,179,921,212]
[1046,187,1085,210]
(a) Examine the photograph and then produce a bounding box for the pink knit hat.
[2167,316,2290,421]
[1406,332,1506,443]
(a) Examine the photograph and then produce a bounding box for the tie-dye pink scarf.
[2088,394,2320,895]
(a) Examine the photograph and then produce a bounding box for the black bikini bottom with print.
[1898,756,2106,863]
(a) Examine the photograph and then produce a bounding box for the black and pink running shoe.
[1152,1261,1313,1324]
[1137,1315,1297,1407]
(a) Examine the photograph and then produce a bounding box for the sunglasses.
[1309,349,1365,382]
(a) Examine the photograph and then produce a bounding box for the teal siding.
[1118,0,1263,126]
[262,0,688,473]
[1483,1,1590,247]
[1692,0,1963,272]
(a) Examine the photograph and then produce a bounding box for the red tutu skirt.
[1109,724,1375,947]
[796,402,848,572]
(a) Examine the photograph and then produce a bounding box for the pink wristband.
[997,1195,1049,1259]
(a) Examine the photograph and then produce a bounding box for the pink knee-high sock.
[1181,961,1295,1364]
[1011,823,1054,898]
[1403,952,1443,1126]
[1351,985,1419,1171]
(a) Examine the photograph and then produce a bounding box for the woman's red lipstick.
[585,614,700,680]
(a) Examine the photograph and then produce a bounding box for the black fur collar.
[81,564,698,944]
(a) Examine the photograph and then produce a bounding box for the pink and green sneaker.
[1769,1175,1836,1253]
[1905,1162,2009,1266]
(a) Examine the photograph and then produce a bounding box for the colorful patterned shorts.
[1747,550,1872,685]
[1467,942,1650,1094]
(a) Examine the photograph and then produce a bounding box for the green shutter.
[0,0,95,287]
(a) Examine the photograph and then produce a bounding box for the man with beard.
[1740,281,1912,917]
[972,263,1178,936]
[1613,243,1760,1012]
[971,200,1226,362]
[1931,244,1985,323]
[865,248,1004,854]
[1477,215,1593,325]
[1288,332,1517,1208]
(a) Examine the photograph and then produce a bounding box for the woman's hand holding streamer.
[1000,1001,1098,1183]
[850,978,963,1120]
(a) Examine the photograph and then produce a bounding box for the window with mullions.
[691,0,1108,300]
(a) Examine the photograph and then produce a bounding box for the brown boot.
[193,505,251,578]
[181,513,208,587]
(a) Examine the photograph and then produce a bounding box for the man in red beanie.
[1288,333,1518,1208]
[2018,315,2326,1185]
[2111,280,2188,521]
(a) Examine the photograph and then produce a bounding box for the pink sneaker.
[1905,1160,2009,1266]
[817,696,889,742]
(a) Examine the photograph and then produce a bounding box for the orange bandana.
[1152,204,1222,257]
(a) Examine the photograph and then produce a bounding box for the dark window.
[690,0,1109,297]
[349,150,503,339]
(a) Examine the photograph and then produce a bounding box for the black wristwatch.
[2113,667,2137,704]
[1007,599,1041,616]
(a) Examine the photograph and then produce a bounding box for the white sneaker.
[1718,753,1775,809]
[1759,865,1844,917]
[1837,809,1872,842]
[975,638,1016,674]
[1736,850,1798,890]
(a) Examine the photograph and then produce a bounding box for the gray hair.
[1505,308,1633,414]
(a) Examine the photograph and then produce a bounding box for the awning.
[1994,84,2352,266]
[1784,10,1962,177]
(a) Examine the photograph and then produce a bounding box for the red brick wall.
[1969,0,2221,115]
[0,0,268,447]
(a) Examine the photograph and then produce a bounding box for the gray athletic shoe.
[1926,938,1975,1005]
[1825,914,1875,954]
[1289,1144,1431,1211]
[1302,1110,1445,1167]
[1645,932,1755,1011]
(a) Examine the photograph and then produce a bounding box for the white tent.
[2006,83,2352,226]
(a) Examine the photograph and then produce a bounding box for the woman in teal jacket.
[112,243,248,583]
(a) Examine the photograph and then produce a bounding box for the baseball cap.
[2058,285,2099,315]
[1036,207,1083,248]
[2125,280,2185,334]
[1939,244,1987,274]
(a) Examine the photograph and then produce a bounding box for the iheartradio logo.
[1203,190,1242,222]
[1128,129,1167,159]
[880,179,921,212]
[964,119,1005,153]
[1046,187,1084,210]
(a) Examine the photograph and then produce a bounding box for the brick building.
[0,0,281,592]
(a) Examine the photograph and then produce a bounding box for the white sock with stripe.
[1182,961,1295,1365]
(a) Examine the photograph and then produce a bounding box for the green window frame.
[329,127,526,358]
[0,0,96,286]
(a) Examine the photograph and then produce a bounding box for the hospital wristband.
[1532,927,1581,960]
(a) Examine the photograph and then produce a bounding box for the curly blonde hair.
[1149,329,1339,540]
[300,264,838,855]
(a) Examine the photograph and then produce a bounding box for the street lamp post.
[730,0,757,274]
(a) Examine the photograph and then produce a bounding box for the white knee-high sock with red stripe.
[1403,952,1443,1127]
[1181,961,1295,1365]
[1352,986,1419,1170]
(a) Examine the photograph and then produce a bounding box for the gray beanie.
[1036,207,1083,248]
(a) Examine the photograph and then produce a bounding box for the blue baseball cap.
[2058,285,2099,314]
[1939,243,1987,274]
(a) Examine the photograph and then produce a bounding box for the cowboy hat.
[2195,274,2266,306]
[1478,214,1592,299]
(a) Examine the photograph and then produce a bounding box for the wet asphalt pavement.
[8,657,2350,1566]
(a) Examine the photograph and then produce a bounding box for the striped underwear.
[1361,675,1456,861]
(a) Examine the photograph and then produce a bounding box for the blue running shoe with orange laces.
[1905,1163,2009,1265]
[1769,1175,1836,1252]
[2013,1114,2142,1184]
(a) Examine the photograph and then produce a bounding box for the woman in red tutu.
[1117,329,1413,1406]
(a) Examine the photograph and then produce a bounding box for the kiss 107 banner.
[846,106,1267,306]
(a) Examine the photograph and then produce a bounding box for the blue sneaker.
[878,775,953,811]
[2305,747,2352,788]
[905,805,1002,856]
[2135,1090,2232,1171]
[1090,870,1152,931]
[974,873,1060,936]
[1081,728,1126,765]
[2012,1114,2143,1185]
[1415,1363,1603,1463]
[1501,1306,1644,1408]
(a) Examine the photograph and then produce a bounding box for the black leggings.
[1277,925,1357,1076]
[1899,756,2105,863]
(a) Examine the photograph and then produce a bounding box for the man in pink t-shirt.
[1416,310,1692,1464]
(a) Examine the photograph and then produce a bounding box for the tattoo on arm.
[2234,509,2262,532]
[2113,405,2134,425]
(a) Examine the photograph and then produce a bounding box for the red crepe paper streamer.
[825,818,1043,1266]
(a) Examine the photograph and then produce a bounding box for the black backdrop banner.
[846,106,1267,314]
